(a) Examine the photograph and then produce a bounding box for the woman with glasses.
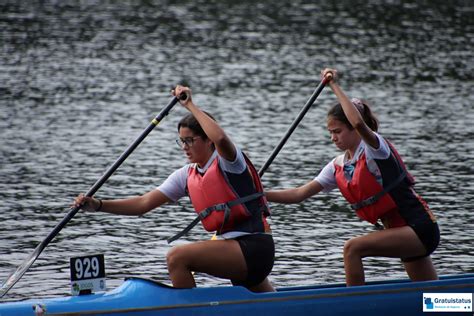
[74,85,275,292]
[266,68,439,286]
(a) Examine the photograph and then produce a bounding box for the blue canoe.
[0,274,473,316]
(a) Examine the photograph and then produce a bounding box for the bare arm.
[173,85,237,161]
[265,180,323,204]
[74,189,171,216]
[322,68,379,149]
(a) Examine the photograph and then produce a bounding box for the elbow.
[136,196,154,215]
[293,183,318,203]
[213,134,229,148]
[293,194,306,204]
[136,208,149,216]
[352,120,367,133]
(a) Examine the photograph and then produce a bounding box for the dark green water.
[0,0,473,299]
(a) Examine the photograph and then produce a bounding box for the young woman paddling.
[74,85,275,292]
[266,68,439,286]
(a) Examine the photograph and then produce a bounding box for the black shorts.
[402,219,440,262]
[231,233,275,288]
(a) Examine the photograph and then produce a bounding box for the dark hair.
[327,100,379,132]
[177,112,217,140]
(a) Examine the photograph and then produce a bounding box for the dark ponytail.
[327,99,379,132]
[360,101,379,132]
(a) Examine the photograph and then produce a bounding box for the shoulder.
[171,164,193,178]
[314,158,337,192]
[157,164,192,202]
[218,146,247,174]
[364,132,390,160]
[334,154,345,167]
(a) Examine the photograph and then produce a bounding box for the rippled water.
[1,0,473,299]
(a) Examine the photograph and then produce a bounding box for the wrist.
[94,199,103,212]
[184,101,196,110]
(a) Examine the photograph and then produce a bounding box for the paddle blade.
[0,96,180,298]
[0,244,43,298]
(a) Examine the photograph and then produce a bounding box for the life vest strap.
[350,169,407,211]
[167,192,264,243]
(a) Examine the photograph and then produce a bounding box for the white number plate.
[70,254,106,295]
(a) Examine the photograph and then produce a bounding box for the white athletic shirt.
[314,133,391,192]
[157,147,250,239]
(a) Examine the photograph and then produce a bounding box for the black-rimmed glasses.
[176,136,201,148]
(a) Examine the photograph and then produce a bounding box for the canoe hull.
[1,274,473,316]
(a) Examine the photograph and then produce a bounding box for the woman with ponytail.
[266,68,439,286]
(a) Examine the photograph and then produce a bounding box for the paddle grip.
[324,73,333,83]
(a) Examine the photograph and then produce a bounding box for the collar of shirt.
[196,150,218,174]
[344,141,365,165]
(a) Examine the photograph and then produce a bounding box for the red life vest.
[186,154,270,234]
[334,142,413,226]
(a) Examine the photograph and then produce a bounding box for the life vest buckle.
[351,195,378,210]
[210,203,230,212]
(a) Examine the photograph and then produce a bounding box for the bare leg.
[403,256,438,281]
[166,239,247,288]
[343,239,365,286]
[248,277,275,293]
[343,226,431,286]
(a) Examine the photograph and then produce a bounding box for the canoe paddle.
[206,74,332,241]
[258,74,332,177]
[0,94,186,298]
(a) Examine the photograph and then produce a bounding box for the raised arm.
[322,69,379,149]
[173,85,237,162]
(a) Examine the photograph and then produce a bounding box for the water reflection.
[0,0,473,299]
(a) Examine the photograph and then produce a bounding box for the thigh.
[403,256,438,281]
[170,239,248,280]
[348,226,427,258]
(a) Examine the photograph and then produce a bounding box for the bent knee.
[166,246,187,270]
[343,237,367,258]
